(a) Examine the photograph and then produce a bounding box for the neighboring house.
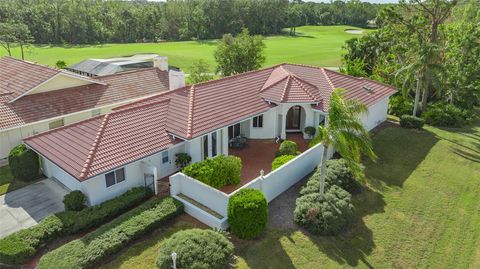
[0,56,185,159]
[24,63,396,205]
[66,54,182,77]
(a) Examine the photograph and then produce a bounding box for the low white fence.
[170,142,331,230]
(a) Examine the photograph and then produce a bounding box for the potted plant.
[304,126,316,139]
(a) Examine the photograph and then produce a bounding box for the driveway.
[0,178,69,238]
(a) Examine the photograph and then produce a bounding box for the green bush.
[38,197,183,269]
[63,191,86,211]
[294,185,354,235]
[278,140,299,156]
[156,229,234,269]
[0,187,151,265]
[228,189,267,239]
[304,126,316,137]
[183,155,241,188]
[271,155,296,170]
[388,95,414,116]
[400,115,425,129]
[8,144,39,181]
[423,103,473,127]
[175,153,192,169]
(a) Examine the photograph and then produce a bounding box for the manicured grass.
[100,117,480,268]
[0,165,33,196]
[1,26,367,71]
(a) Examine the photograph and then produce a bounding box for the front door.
[286,106,301,130]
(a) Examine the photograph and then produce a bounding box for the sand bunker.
[345,29,363,34]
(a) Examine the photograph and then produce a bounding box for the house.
[24,63,396,205]
[0,56,185,159]
[66,54,182,77]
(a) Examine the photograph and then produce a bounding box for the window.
[212,132,217,157]
[228,123,241,140]
[162,151,169,164]
[49,118,64,130]
[105,168,125,187]
[91,109,101,117]
[253,115,263,128]
[202,135,208,160]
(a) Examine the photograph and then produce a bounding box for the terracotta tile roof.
[25,63,396,181]
[25,99,181,180]
[0,57,60,101]
[0,66,170,130]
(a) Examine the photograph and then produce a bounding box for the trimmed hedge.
[183,155,241,188]
[8,144,39,181]
[63,191,87,211]
[0,187,151,265]
[300,159,359,195]
[278,140,299,156]
[294,185,354,235]
[271,155,296,170]
[156,229,234,269]
[400,115,425,129]
[38,197,184,269]
[228,189,267,239]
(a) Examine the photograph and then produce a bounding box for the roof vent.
[363,86,374,94]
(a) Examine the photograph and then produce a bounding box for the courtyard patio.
[221,133,309,193]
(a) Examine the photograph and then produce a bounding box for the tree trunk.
[6,42,11,56]
[319,144,329,197]
[20,43,24,60]
[413,78,421,116]
[421,75,430,113]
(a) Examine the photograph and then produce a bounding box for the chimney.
[153,56,168,71]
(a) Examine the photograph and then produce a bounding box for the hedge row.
[400,115,425,129]
[0,187,151,265]
[183,155,241,188]
[38,197,184,269]
[271,155,296,170]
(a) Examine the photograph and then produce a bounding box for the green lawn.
[100,117,480,269]
[0,165,34,196]
[1,26,367,71]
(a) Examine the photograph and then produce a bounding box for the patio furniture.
[229,136,247,149]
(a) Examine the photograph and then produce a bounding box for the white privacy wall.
[170,142,326,230]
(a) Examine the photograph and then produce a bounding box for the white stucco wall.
[248,108,278,139]
[42,157,82,191]
[361,96,390,131]
[28,74,93,95]
[169,70,186,90]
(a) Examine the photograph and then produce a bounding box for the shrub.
[271,155,296,170]
[300,159,359,196]
[8,144,39,181]
[63,191,86,211]
[175,153,192,169]
[423,103,473,127]
[38,197,183,269]
[388,95,413,116]
[304,126,316,137]
[228,189,267,239]
[294,185,354,235]
[156,229,234,269]
[0,187,151,265]
[278,140,299,156]
[400,115,425,129]
[183,155,241,188]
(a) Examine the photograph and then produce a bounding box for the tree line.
[0,0,384,45]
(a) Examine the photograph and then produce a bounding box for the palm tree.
[311,88,377,196]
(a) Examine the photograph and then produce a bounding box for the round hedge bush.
[156,229,234,269]
[228,188,267,239]
[8,144,39,181]
[63,191,87,211]
[278,140,298,156]
[294,185,354,235]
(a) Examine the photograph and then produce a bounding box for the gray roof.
[67,54,158,76]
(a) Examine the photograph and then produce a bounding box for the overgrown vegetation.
[174,153,192,169]
[228,189,268,239]
[0,187,151,265]
[38,197,183,269]
[8,144,39,182]
[156,229,234,269]
[182,155,241,188]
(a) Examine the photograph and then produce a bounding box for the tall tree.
[310,89,376,196]
[187,59,213,84]
[12,22,33,60]
[0,22,15,56]
[214,28,265,76]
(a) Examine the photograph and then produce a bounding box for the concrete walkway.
[0,178,69,238]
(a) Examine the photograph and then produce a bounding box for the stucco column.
[207,133,213,158]
[221,127,229,155]
[280,113,286,139]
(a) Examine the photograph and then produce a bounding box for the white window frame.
[253,115,263,128]
[162,151,169,164]
[105,167,126,188]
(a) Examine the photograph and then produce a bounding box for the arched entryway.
[286,105,303,131]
